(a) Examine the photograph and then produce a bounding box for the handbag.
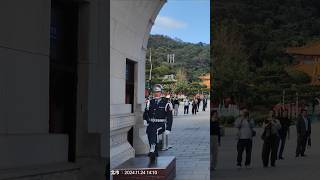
[261,123,273,140]
[261,129,266,140]
[308,136,311,147]
[248,115,256,137]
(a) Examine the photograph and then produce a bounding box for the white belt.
[150,119,167,123]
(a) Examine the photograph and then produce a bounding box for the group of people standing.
[166,96,185,116]
[210,107,312,170]
[184,96,208,115]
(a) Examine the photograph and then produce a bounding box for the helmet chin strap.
[154,95,161,99]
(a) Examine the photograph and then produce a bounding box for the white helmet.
[152,84,163,92]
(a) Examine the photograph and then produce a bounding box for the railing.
[212,104,240,117]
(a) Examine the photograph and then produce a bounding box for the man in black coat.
[278,109,291,160]
[296,109,311,157]
[173,98,180,116]
[197,97,201,112]
[202,98,207,111]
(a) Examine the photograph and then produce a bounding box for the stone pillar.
[133,104,149,155]
[75,1,108,179]
[110,112,136,168]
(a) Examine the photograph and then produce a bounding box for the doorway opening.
[126,59,136,146]
[49,0,79,162]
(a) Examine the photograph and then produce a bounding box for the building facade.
[287,41,320,85]
[110,0,166,169]
[199,73,210,89]
[0,0,109,179]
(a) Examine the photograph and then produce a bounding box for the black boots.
[149,152,156,162]
[148,144,158,163]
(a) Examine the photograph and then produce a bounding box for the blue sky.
[151,0,210,44]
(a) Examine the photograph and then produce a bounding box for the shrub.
[287,69,311,84]
[219,116,236,127]
[250,111,268,127]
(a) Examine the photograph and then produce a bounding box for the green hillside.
[146,35,210,84]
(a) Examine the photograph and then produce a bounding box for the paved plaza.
[213,120,320,180]
[159,102,210,180]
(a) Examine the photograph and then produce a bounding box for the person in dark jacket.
[165,95,173,132]
[192,98,198,115]
[261,110,281,167]
[211,110,221,171]
[197,97,201,112]
[277,109,291,160]
[173,98,180,116]
[296,109,311,157]
[202,98,207,111]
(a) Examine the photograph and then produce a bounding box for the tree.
[176,68,187,81]
[152,64,171,78]
[174,80,189,95]
[286,69,311,84]
[146,35,210,83]
[212,0,320,111]
[212,22,249,104]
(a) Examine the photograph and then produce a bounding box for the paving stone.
[159,102,210,180]
[213,121,320,180]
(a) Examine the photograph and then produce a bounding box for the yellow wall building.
[199,73,211,89]
[287,41,320,85]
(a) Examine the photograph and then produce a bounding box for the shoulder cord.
[165,102,173,111]
[146,100,150,111]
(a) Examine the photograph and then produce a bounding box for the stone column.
[133,104,149,154]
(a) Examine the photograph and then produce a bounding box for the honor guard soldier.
[143,84,173,162]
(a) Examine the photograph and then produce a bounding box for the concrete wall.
[110,0,166,168]
[0,0,106,179]
[0,0,69,170]
[75,1,108,179]
[0,0,50,134]
[0,0,165,178]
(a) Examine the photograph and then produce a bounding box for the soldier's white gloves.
[150,144,156,152]
[165,130,171,135]
[143,120,148,127]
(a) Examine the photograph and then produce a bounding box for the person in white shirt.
[183,98,190,114]
[234,108,255,168]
